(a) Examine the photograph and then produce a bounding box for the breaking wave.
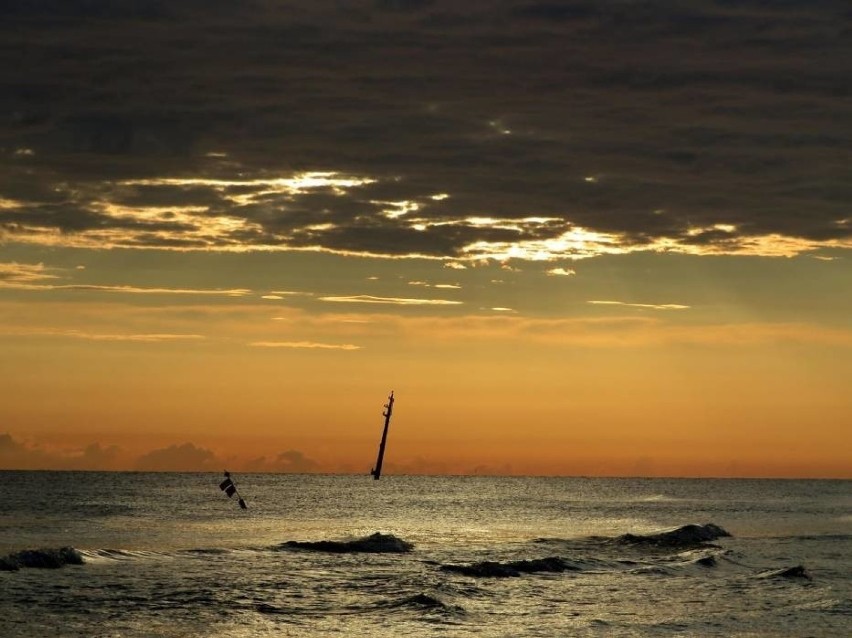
[0,546,84,571]
[280,532,414,553]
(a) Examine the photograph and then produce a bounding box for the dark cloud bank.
[1,0,849,258]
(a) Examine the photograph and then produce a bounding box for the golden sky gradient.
[1,250,849,477]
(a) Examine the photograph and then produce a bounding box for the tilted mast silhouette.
[370,391,394,480]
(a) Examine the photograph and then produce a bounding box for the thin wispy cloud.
[319,295,463,306]
[0,280,251,296]
[378,314,852,348]
[1,329,206,342]
[547,268,576,277]
[261,290,313,301]
[249,341,361,350]
[588,300,690,311]
[408,281,461,289]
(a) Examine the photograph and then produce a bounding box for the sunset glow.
[1,1,849,479]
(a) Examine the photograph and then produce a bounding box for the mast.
[219,470,248,509]
[370,391,394,480]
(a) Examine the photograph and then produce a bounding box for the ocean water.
[1,472,850,637]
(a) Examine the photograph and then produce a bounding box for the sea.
[1,472,849,637]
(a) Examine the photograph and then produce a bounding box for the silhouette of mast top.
[370,391,394,480]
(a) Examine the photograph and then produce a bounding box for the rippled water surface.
[1,472,850,637]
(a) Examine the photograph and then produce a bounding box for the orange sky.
[1,253,849,478]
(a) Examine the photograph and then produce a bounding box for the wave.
[534,522,732,549]
[440,556,580,578]
[637,494,682,502]
[793,598,852,614]
[627,565,673,576]
[756,565,812,580]
[674,549,720,568]
[449,525,739,579]
[255,592,465,621]
[774,533,852,542]
[178,547,233,555]
[279,532,414,554]
[618,523,731,548]
[372,592,465,616]
[255,602,302,616]
[79,548,175,562]
[0,546,84,571]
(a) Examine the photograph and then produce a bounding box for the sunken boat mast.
[370,391,394,480]
[219,470,248,509]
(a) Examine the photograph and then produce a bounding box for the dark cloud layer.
[1,1,849,259]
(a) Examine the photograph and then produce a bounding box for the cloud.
[0,433,121,470]
[0,278,251,296]
[0,433,52,469]
[2,435,321,473]
[588,300,690,311]
[408,281,461,289]
[0,262,60,283]
[74,443,122,468]
[249,341,360,350]
[134,442,221,471]
[0,2,848,261]
[1,328,205,342]
[547,267,576,276]
[246,450,321,473]
[308,312,852,348]
[319,295,462,305]
[274,450,319,473]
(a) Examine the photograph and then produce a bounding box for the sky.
[0,0,849,477]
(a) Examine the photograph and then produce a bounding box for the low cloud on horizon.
[0,433,123,471]
[0,433,327,474]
